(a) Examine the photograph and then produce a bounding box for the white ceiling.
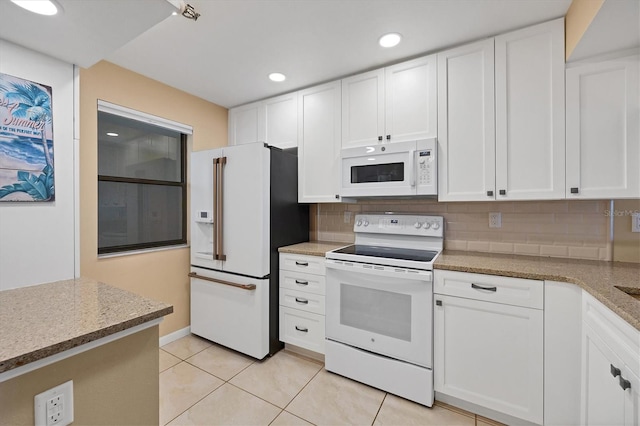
[107,0,573,108]
[5,0,638,109]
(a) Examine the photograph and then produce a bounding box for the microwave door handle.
[409,150,416,187]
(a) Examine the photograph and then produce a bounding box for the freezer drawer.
[190,268,269,359]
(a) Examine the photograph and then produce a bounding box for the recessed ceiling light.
[379,33,402,48]
[10,0,60,16]
[269,73,286,82]
[106,132,119,137]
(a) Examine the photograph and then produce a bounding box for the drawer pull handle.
[295,326,308,332]
[471,283,497,292]
[295,279,309,285]
[295,261,309,267]
[295,297,309,304]
[620,376,632,391]
[611,364,621,378]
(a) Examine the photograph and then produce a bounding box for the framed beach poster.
[0,72,54,202]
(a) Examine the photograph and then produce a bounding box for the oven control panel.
[353,214,444,237]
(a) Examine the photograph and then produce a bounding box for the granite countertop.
[435,250,640,332]
[0,277,173,374]
[279,241,349,257]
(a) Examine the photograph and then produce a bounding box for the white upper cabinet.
[342,55,437,148]
[495,18,566,200]
[263,92,298,150]
[228,101,262,146]
[297,81,343,203]
[437,39,496,201]
[228,93,298,149]
[566,54,640,199]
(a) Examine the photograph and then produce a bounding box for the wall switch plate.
[489,212,502,228]
[632,212,640,233]
[35,380,74,426]
[344,211,352,224]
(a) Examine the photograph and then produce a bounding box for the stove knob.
[363,220,369,227]
[356,219,362,227]
[423,222,431,229]
[431,222,441,230]
[414,222,422,229]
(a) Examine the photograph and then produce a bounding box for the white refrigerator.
[190,142,309,359]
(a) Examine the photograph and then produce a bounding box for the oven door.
[325,260,433,368]
[341,141,417,197]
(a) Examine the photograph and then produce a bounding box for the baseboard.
[159,326,191,347]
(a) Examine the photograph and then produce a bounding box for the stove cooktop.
[332,244,439,263]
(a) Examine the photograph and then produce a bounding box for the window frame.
[96,102,191,255]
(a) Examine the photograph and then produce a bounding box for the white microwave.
[340,139,437,198]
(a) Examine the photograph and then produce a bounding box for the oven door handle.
[325,260,432,281]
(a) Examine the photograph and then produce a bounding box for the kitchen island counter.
[434,250,640,332]
[0,277,173,375]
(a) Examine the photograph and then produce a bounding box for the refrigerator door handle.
[188,272,256,290]
[217,157,227,260]
[212,158,218,259]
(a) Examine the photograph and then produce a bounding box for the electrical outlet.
[632,212,640,233]
[35,381,73,426]
[344,211,352,224]
[489,212,502,228]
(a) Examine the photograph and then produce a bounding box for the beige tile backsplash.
[312,199,613,261]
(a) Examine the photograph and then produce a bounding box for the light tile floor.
[160,335,503,426]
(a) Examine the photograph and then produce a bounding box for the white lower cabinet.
[434,270,544,424]
[279,253,326,354]
[582,292,640,426]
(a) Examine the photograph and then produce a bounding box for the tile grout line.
[370,392,388,425]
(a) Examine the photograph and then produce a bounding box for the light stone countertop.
[278,241,349,257]
[0,277,173,374]
[434,250,640,332]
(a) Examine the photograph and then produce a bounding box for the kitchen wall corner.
[612,199,640,263]
[79,61,228,337]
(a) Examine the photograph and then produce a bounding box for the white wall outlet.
[34,380,74,426]
[632,212,640,233]
[344,211,352,224]
[489,212,502,228]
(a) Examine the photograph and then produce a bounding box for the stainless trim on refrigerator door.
[188,272,256,290]
[213,157,227,261]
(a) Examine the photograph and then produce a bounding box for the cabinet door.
[298,81,342,203]
[264,92,298,149]
[228,101,264,146]
[495,18,565,200]
[582,324,626,426]
[341,69,385,148]
[434,294,543,424]
[385,55,437,143]
[566,55,640,199]
[437,39,496,201]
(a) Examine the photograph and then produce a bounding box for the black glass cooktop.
[333,245,439,262]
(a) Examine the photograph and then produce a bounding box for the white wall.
[0,40,75,290]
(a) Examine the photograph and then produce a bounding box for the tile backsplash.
[312,199,613,261]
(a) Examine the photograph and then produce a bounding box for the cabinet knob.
[378,136,383,141]
[435,300,442,306]
[620,376,632,391]
[499,189,506,195]
[487,190,494,197]
[611,364,621,378]
[570,187,579,194]
[386,135,391,140]
[335,194,340,199]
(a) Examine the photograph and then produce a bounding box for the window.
[97,102,190,254]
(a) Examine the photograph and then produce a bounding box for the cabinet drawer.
[280,269,326,295]
[434,270,543,309]
[279,307,325,354]
[280,253,326,275]
[280,288,326,315]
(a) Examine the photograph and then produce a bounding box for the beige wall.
[565,0,605,60]
[613,199,640,263]
[80,62,227,337]
[312,199,617,261]
[0,326,158,425]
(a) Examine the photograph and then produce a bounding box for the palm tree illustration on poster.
[0,72,54,201]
